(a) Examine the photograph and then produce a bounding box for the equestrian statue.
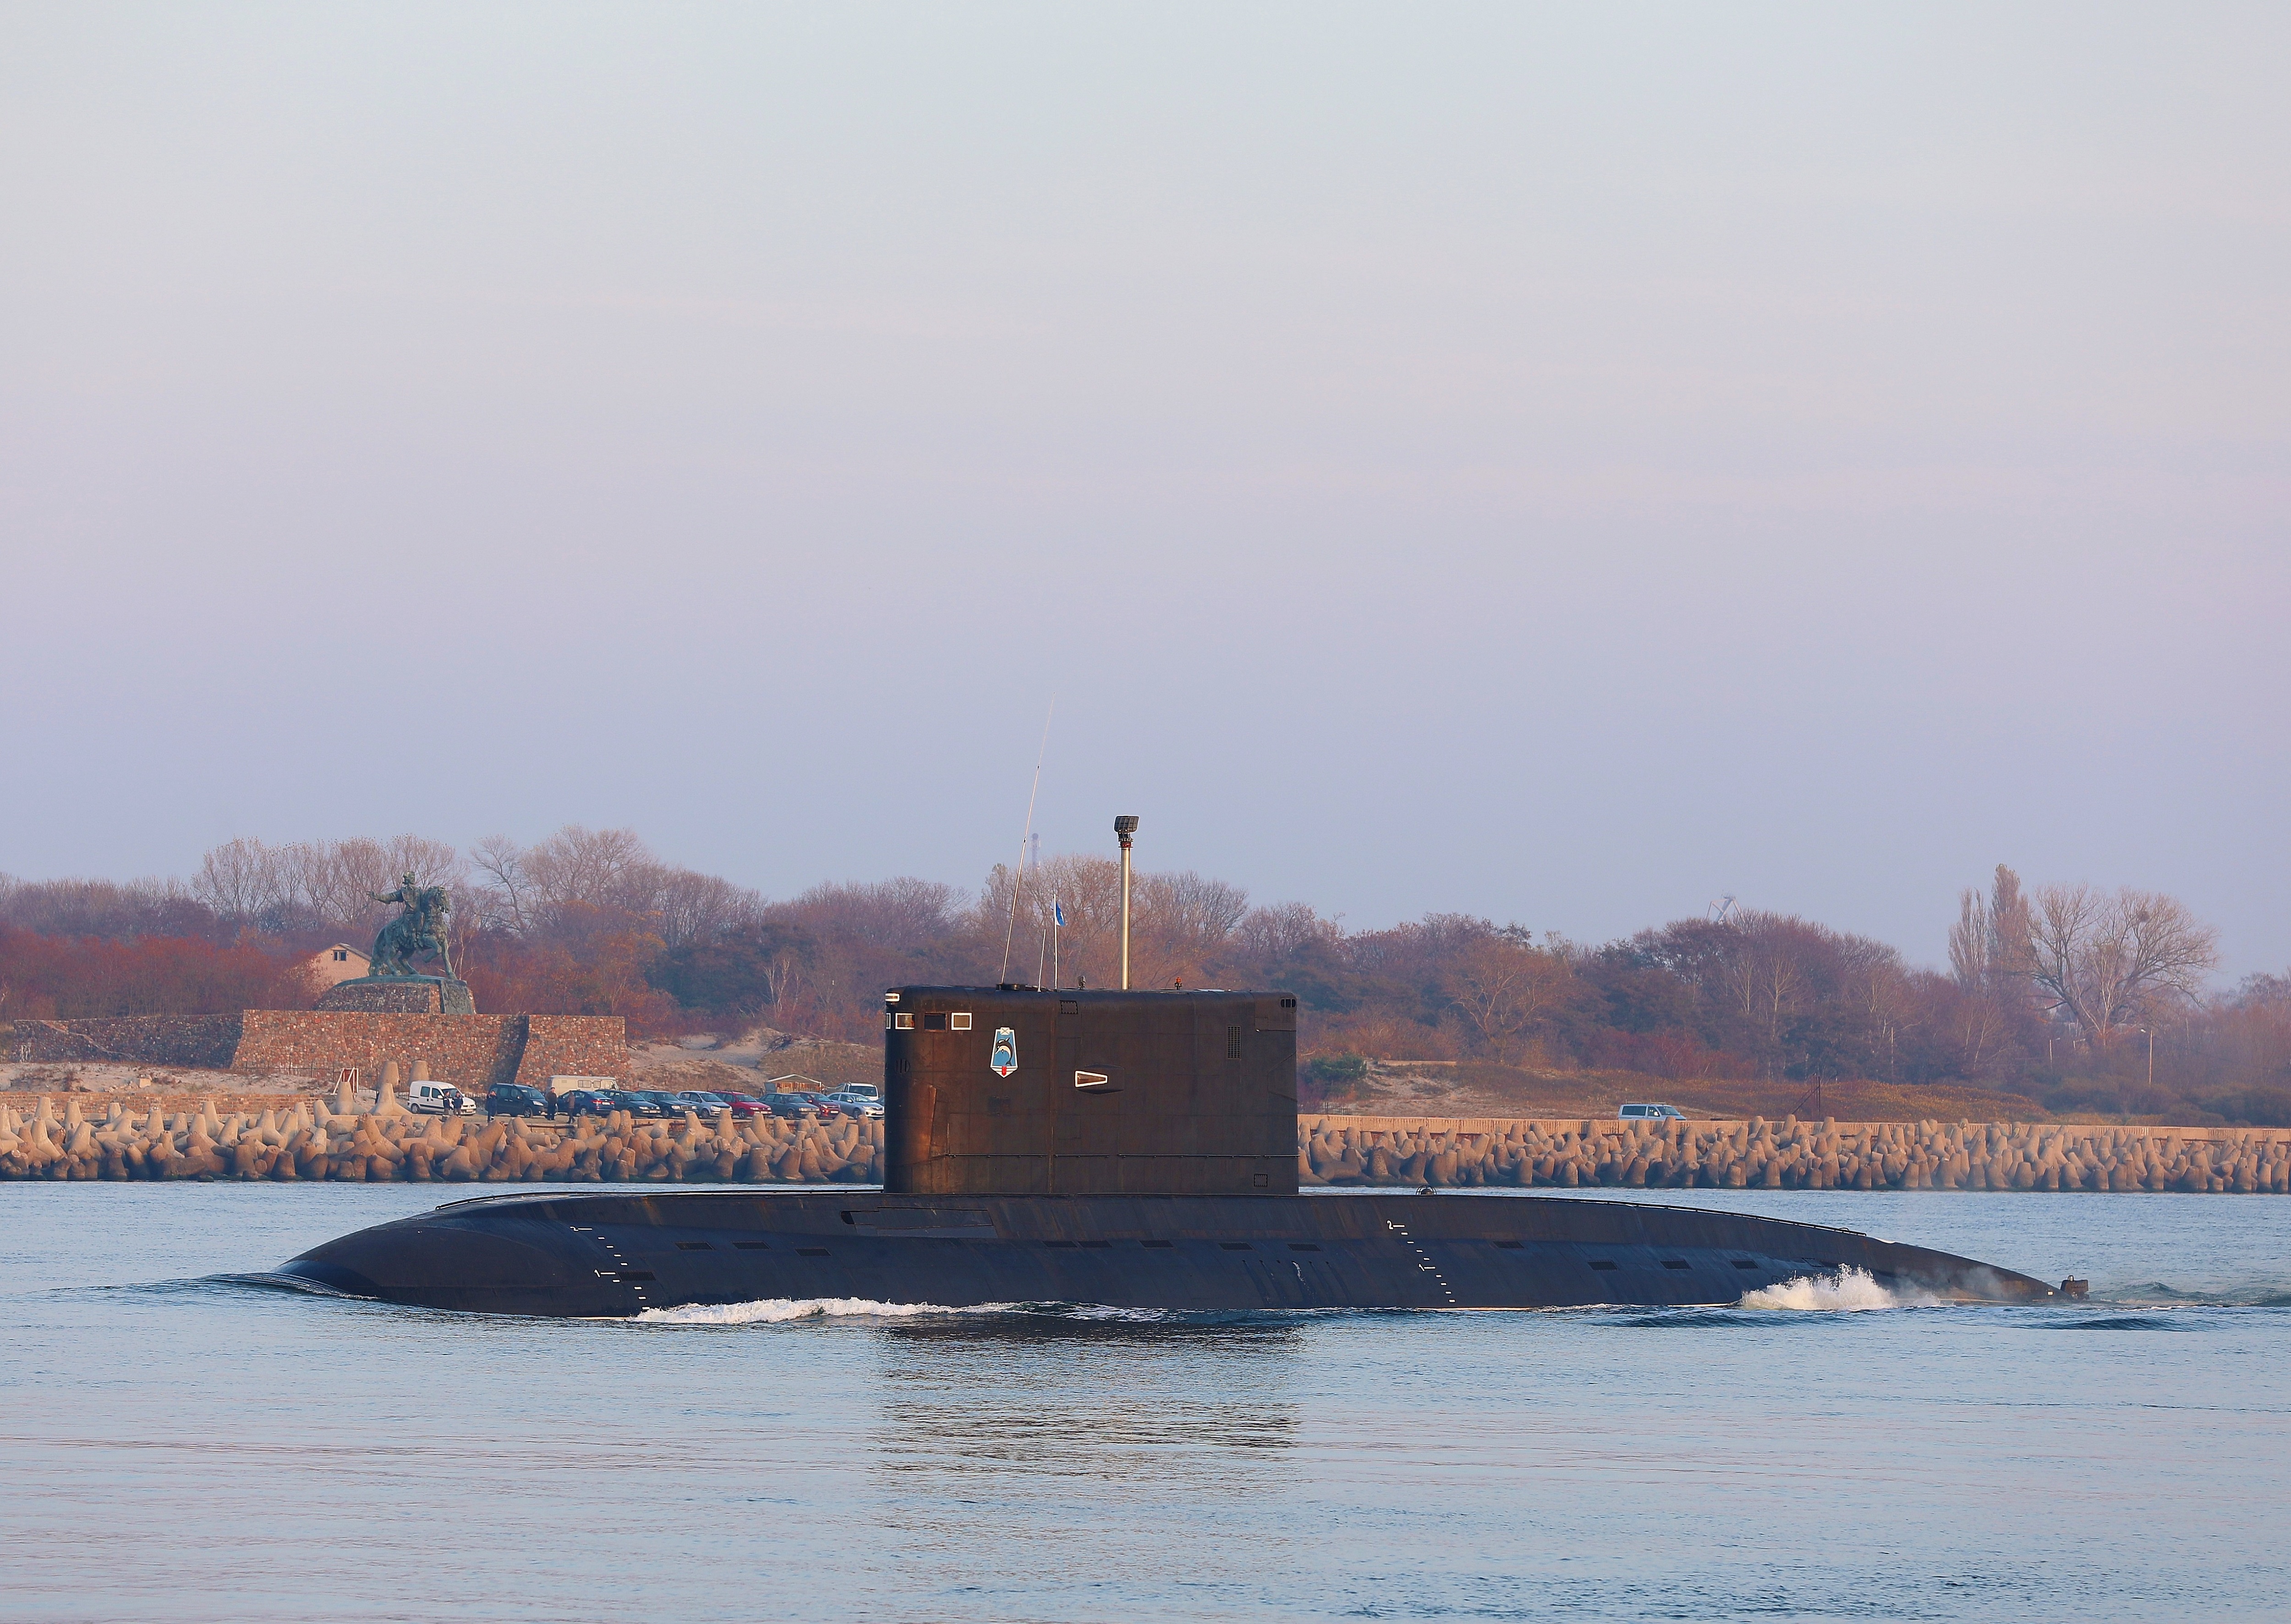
[367,873,455,979]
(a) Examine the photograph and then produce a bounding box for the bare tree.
[977,854,1119,985]
[1721,918,1808,1050]
[1135,870,1251,983]
[469,836,533,934]
[189,834,462,939]
[274,842,343,928]
[1445,933,1573,1065]
[1841,937,1917,1080]
[1236,900,1343,962]
[0,875,211,941]
[653,868,765,949]
[762,932,810,1007]
[1947,987,2015,1074]
[383,835,463,888]
[523,827,662,921]
[193,837,286,922]
[2021,883,2219,1049]
[290,836,462,936]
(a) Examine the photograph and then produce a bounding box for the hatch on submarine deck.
[277,985,2063,1315]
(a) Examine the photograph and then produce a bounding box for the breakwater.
[0,1095,883,1184]
[6,1095,2288,1192]
[1301,1115,2291,1193]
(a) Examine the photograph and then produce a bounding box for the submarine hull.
[278,1189,2059,1316]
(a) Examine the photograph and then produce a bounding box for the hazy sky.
[4,3,2286,976]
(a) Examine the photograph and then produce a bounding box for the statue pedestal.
[317,977,477,1015]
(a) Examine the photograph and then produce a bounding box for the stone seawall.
[10,1015,244,1070]
[1303,1115,2291,1194]
[229,1012,530,1090]
[11,1011,627,1094]
[516,1015,631,1092]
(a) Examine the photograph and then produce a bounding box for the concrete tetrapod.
[5,1100,2288,1191]
[1295,1115,2291,1194]
[0,1098,887,1184]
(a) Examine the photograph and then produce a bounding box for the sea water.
[3,1183,2286,1622]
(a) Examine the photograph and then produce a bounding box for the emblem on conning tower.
[989,1026,1019,1078]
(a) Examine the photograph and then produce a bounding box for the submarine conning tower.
[882,986,1300,1196]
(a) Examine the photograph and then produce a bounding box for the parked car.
[838,1083,882,1105]
[825,1090,883,1119]
[561,1089,625,1119]
[408,1080,475,1116]
[624,1091,683,1119]
[672,1091,728,1120]
[1618,1103,1686,1121]
[795,1092,844,1120]
[722,1094,768,1119]
[486,1083,550,1118]
[759,1092,820,1121]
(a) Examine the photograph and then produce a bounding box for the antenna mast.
[1114,815,1139,989]
[997,702,1054,983]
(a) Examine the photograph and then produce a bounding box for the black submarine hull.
[277,1188,2060,1316]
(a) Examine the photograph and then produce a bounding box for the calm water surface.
[3,1183,2286,1622]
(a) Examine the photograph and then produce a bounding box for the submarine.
[281,979,2061,1317]
[280,812,2059,1315]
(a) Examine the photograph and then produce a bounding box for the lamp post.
[2138,1026,2154,1093]
[1114,816,1139,990]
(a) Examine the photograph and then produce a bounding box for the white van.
[1618,1102,1685,1121]
[409,1080,476,1115]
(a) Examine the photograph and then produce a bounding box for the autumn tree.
[649,921,819,1017]
[0,924,301,1018]
[1949,864,2033,994]
[975,856,1248,992]
[1442,930,1575,1064]
[0,874,217,942]
[1938,865,2044,1076]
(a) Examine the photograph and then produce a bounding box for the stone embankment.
[0,1093,883,1184]
[1300,1115,2291,1194]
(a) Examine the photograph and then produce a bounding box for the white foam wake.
[1739,1265,1930,1311]
[634,1296,977,1325]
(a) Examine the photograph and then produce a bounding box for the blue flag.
[1053,901,1065,927]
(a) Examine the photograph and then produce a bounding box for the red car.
[723,1094,767,1119]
